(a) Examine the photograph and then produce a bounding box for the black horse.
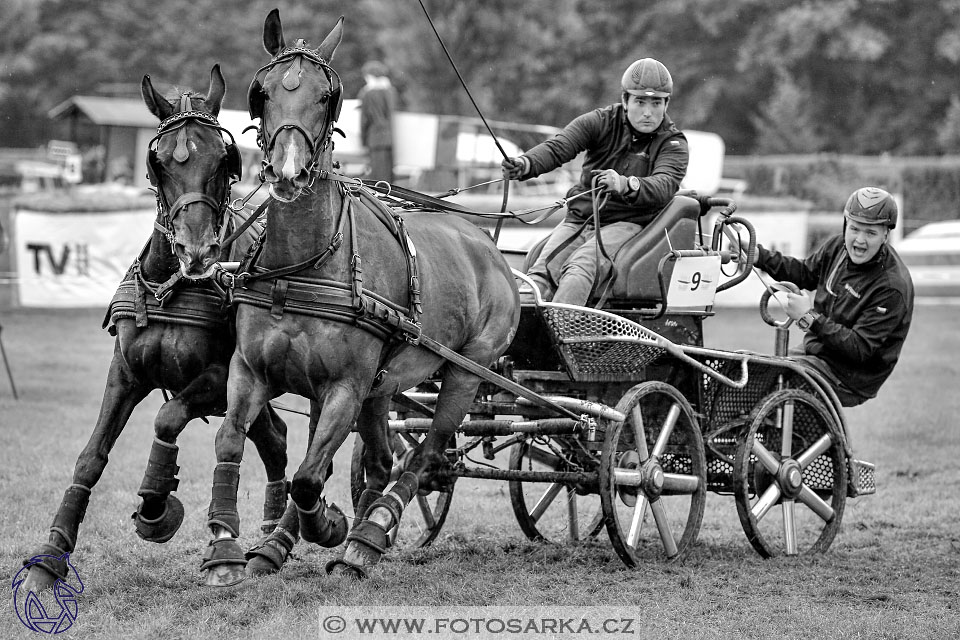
[20,66,294,590]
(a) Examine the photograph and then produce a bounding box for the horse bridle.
[147,101,241,248]
[247,44,344,183]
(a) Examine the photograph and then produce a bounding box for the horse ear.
[205,64,226,116]
[141,74,174,121]
[263,8,284,56]
[316,16,344,63]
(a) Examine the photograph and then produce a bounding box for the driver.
[501,58,688,306]
[751,187,914,407]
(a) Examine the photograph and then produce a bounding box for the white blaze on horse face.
[279,135,304,182]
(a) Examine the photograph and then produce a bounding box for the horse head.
[141,65,241,279]
[248,9,344,202]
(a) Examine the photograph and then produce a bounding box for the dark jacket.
[756,234,914,401]
[521,103,688,225]
[359,82,396,151]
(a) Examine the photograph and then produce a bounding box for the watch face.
[629,176,641,191]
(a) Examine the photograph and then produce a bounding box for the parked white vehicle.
[896,220,960,297]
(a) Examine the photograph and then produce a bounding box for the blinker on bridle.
[147,95,241,249]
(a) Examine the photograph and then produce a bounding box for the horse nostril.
[262,164,280,183]
[293,167,311,188]
[205,244,222,265]
[174,243,187,257]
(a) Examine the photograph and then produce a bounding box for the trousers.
[789,352,868,408]
[526,220,643,306]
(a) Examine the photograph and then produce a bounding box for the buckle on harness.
[400,318,422,345]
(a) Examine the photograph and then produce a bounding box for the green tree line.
[3,0,960,156]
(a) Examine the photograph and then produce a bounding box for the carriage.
[344,188,877,567]
[22,11,876,592]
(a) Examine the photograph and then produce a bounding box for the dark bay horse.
[21,66,292,591]
[200,10,519,584]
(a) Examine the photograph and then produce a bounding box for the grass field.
[0,303,958,639]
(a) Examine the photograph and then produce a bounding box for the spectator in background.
[359,60,397,183]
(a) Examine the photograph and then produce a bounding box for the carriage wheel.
[599,381,707,566]
[733,388,847,557]
[349,431,452,548]
[508,436,604,543]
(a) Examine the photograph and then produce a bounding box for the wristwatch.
[627,175,641,194]
[797,310,820,332]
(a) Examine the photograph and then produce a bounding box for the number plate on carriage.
[667,255,722,307]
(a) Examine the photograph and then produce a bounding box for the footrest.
[854,459,876,496]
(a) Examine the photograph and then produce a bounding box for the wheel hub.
[616,451,640,506]
[640,460,665,499]
[777,459,804,499]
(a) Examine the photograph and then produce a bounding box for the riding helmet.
[843,187,898,229]
[621,58,673,97]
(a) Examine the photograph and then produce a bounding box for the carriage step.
[853,459,876,496]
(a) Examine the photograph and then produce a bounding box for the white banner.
[14,208,154,307]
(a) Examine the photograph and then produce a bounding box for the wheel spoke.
[527,445,563,469]
[779,400,795,458]
[625,494,648,548]
[566,486,579,540]
[796,485,836,522]
[530,482,565,522]
[661,472,700,495]
[399,432,419,451]
[415,495,436,530]
[752,439,781,475]
[782,499,798,555]
[649,498,679,558]
[795,434,833,469]
[752,483,782,521]
[630,405,650,460]
[650,403,681,458]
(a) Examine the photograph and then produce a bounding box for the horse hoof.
[203,563,247,587]
[132,495,184,543]
[19,564,59,592]
[325,558,368,580]
[200,538,247,587]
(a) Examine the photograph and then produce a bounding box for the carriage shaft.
[452,466,596,484]
[387,418,582,436]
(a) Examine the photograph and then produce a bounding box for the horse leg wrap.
[200,537,247,573]
[297,497,348,547]
[132,439,184,543]
[48,484,92,553]
[260,478,289,536]
[245,525,298,575]
[137,438,181,499]
[207,462,241,538]
[353,488,383,525]
[22,542,72,583]
[333,472,419,573]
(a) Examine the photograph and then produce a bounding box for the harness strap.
[221,195,271,249]
[239,196,348,285]
[270,279,289,320]
[351,185,423,321]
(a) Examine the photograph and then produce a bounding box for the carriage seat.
[521,194,702,305]
[608,194,701,303]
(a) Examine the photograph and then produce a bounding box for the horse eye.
[318,93,330,105]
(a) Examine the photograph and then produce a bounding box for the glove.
[592,169,629,195]
[501,156,529,181]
